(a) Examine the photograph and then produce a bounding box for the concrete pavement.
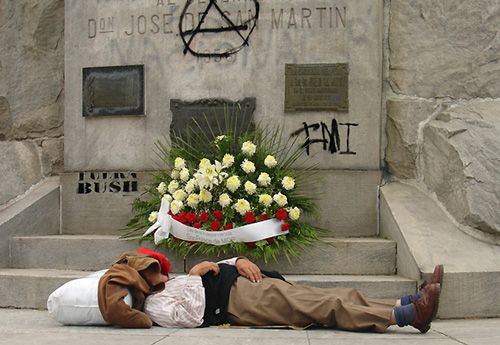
[0,309,497,345]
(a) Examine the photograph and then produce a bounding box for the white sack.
[47,270,132,326]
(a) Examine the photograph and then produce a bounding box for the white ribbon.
[143,199,288,245]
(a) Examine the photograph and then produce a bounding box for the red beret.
[136,248,172,275]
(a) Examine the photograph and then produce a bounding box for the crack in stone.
[433,329,470,345]
[414,103,449,181]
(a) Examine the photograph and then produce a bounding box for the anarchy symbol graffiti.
[178,0,260,58]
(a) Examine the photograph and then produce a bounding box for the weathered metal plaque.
[82,65,145,116]
[170,98,256,144]
[285,63,348,112]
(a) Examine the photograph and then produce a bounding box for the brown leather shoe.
[412,283,441,333]
[419,264,444,290]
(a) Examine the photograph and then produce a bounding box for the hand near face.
[235,258,262,283]
[189,261,220,276]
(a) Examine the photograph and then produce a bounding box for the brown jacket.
[98,252,165,328]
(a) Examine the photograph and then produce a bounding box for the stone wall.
[384,0,500,239]
[0,0,64,205]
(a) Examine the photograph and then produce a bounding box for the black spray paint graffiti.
[77,172,138,194]
[178,0,259,58]
[291,119,358,156]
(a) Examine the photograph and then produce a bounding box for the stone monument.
[63,0,383,236]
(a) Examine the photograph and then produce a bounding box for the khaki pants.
[227,276,396,332]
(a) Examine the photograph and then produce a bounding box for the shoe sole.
[433,265,444,287]
[419,264,444,290]
[432,283,441,321]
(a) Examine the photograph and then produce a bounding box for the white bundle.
[47,270,132,326]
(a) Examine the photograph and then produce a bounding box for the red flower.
[199,211,210,223]
[173,213,187,224]
[266,238,274,245]
[185,212,197,224]
[210,221,222,231]
[224,223,233,230]
[246,242,256,248]
[244,212,256,224]
[177,212,188,224]
[193,222,201,229]
[275,208,288,221]
[213,210,223,220]
[281,222,289,232]
[259,214,270,221]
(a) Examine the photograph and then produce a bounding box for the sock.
[400,292,421,305]
[394,304,417,327]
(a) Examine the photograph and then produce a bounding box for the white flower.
[215,135,226,142]
[199,158,211,169]
[148,211,158,223]
[194,163,219,190]
[174,157,185,170]
[186,194,199,209]
[162,194,173,203]
[264,155,278,168]
[222,153,235,168]
[241,141,256,156]
[244,181,257,195]
[226,175,241,192]
[157,182,167,194]
[233,198,251,215]
[258,194,273,207]
[168,180,179,194]
[240,159,256,174]
[273,193,288,207]
[173,189,187,201]
[171,169,180,179]
[199,189,213,203]
[281,176,295,190]
[289,207,301,220]
[185,179,198,193]
[170,200,184,215]
[214,160,226,175]
[179,168,190,181]
[257,172,271,186]
[218,193,232,207]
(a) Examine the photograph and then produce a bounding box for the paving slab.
[0,310,499,345]
[0,333,166,345]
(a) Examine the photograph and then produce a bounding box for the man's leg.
[227,277,396,332]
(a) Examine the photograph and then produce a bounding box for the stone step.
[0,268,416,310]
[10,235,396,275]
[380,182,500,318]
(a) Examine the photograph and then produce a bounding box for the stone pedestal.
[63,0,383,234]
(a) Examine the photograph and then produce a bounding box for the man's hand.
[236,258,262,283]
[189,261,220,276]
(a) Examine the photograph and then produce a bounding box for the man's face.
[142,266,169,285]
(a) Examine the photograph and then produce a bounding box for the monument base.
[61,170,380,236]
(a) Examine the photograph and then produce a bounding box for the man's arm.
[217,257,263,283]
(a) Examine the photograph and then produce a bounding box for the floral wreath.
[123,125,320,262]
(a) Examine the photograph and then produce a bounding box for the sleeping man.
[142,255,443,334]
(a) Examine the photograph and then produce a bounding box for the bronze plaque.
[285,63,348,112]
[170,98,256,144]
[82,65,145,116]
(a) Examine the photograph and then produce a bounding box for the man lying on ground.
[140,255,443,333]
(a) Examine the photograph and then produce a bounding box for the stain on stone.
[0,96,12,140]
[34,0,64,51]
